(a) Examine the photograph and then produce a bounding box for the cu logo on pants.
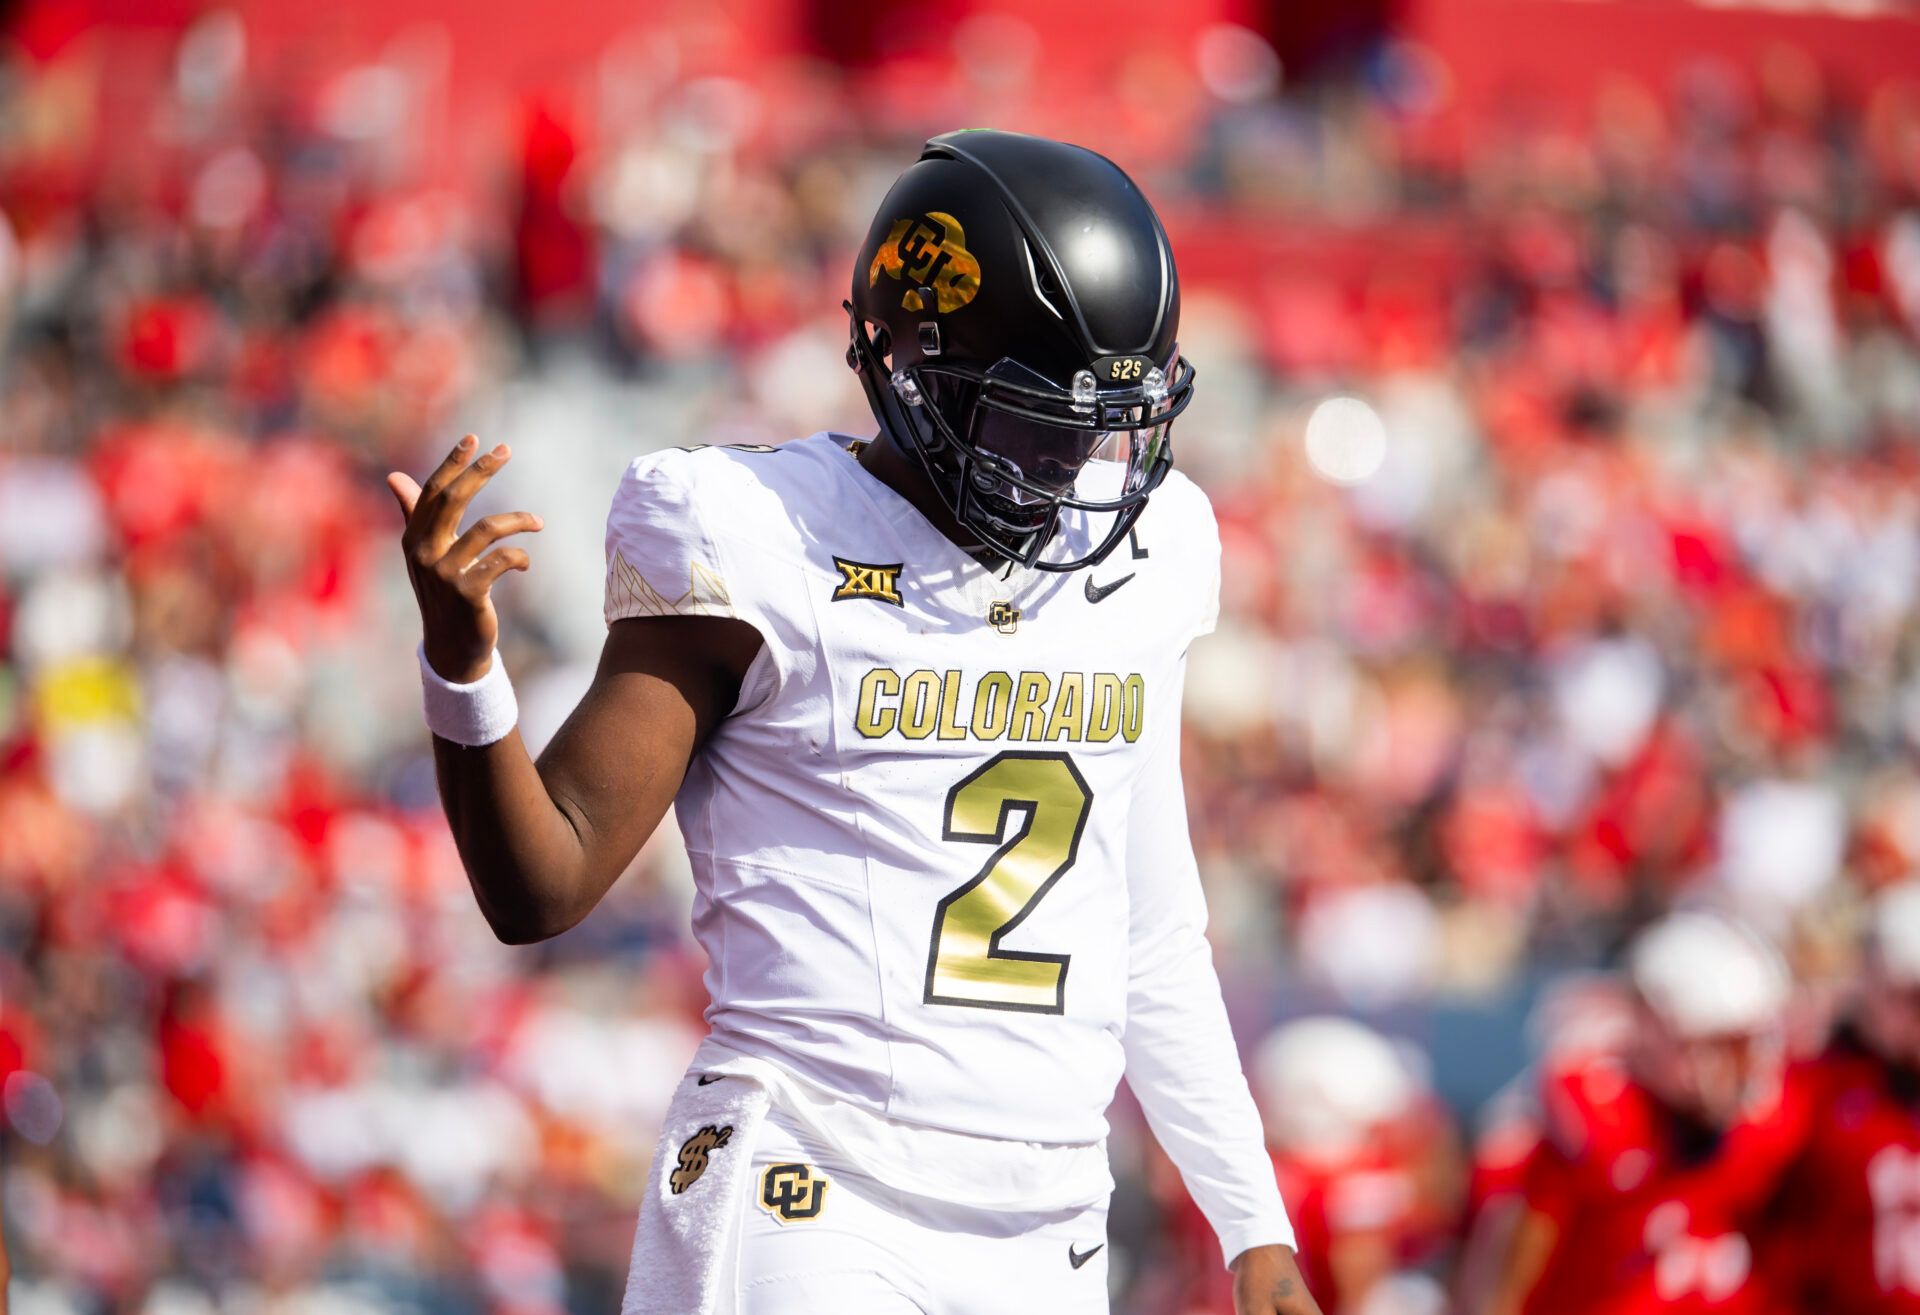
[759,1163,830,1223]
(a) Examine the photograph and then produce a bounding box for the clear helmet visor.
[966,417,1168,538]
[966,391,1172,518]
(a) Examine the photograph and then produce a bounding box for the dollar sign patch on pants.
[670,1124,734,1195]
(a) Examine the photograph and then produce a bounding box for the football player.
[1770,879,1920,1311]
[1454,977,1636,1312]
[1484,912,1807,1315]
[388,131,1317,1314]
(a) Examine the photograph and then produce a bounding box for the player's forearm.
[427,638,711,943]
[432,728,605,943]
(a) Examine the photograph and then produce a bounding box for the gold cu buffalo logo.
[833,557,904,606]
[868,212,982,313]
[759,1162,830,1223]
[987,601,1021,634]
[669,1124,733,1195]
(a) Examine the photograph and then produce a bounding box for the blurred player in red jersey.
[1164,1018,1457,1315]
[1772,880,1920,1311]
[1456,979,1637,1310]
[1486,913,1806,1315]
[1253,1020,1456,1314]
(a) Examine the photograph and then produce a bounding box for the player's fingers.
[458,545,531,596]
[401,436,477,557]
[429,442,512,543]
[415,434,478,511]
[440,511,544,572]
[387,471,422,520]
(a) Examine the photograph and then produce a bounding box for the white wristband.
[419,645,518,747]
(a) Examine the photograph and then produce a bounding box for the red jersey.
[1517,1059,1809,1315]
[1773,1037,1920,1312]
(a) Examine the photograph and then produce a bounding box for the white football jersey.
[606,431,1214,1142]
[604,433,1291,1257]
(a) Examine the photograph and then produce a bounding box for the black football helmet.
[847,130,1193,572]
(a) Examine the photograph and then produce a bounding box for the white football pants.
[733,1110,1112,1314]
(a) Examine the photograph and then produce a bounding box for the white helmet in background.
[1628,912,1791,1039]
[1625,912,1790,1128]
[1254,1016,1424,1163]
[1860,879,1920,1067]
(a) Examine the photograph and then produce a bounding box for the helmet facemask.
[849,307,1189,573]
[1629,1010,1786,1134]
[1859,975,1920,1073]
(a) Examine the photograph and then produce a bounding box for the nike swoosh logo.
[697,1074,726,1086]
[1068,1243,1104,1270]
[1083,573,1135,604]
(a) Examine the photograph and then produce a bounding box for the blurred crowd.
[3,5,1920,1313]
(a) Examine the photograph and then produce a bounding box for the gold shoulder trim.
[608,550,734,618]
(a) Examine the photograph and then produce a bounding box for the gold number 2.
[925,752,1092,1013]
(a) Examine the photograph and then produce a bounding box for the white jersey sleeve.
[603,446,788,710]
[1120,506,1296,1267]
[604,447,748,627]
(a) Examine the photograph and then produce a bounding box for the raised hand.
[388,435,543,684]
